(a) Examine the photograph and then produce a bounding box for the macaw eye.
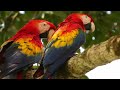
[86,16,88,18]
[43,23,46,26]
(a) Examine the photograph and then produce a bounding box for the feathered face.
[9,20,56,42]
[24,20,56,34]
[79,14,95,32]
[32,20,56,33]
[37,20,56,39]
[21,20,56,39]
[37,20,56,34]
[64,13,95,33]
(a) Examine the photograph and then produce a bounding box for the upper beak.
[45,22,56,41]
[91,22,95,32]
[47,22,56,41]
[47,29,55,41]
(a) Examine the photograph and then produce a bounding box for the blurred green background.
[0,11,120,51]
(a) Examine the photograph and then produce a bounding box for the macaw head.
[64,13,95,33]
[9,20,56,42]
[20,20,56,39]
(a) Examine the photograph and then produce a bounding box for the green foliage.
[0,11,120,49]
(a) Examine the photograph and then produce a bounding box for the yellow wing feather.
[51,29,79,48]
[15,38,43,56]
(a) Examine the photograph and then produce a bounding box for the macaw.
[0,20,56,79]
[33,13,95,79]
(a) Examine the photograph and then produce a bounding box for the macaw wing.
[0,40,13,64]
[0,39,43,78]
[43,29,86,71]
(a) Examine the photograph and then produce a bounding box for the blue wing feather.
[0,43,42,78]
[43,30,86,76]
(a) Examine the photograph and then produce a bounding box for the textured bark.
[55,35,120,79]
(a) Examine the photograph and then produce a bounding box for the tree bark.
[55,35,120,79]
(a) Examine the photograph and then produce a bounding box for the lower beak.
[40,31,48,38]
[84,22,95,33]
[84,23,91,30]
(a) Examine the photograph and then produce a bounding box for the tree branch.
[55,35,120,79]
[1,11,19,33]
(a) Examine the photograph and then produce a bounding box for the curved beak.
[84,22,95,33]
[40,22,56,40]
[39,29,55,39]
[91,22,95,32]
[46,22,56,41]
[47,29,55,41]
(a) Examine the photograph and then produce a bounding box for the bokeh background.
[0,11,120,79]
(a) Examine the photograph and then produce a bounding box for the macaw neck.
[10,28,40,41]
[58,22,86,32]
[8,28,43,48]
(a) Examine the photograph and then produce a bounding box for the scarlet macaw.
[0,20,56,79]
[34,13,95,79]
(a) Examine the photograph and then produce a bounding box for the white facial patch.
[81,15,91,24]
[39,22,50,34]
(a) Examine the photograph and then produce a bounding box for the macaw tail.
[17,71,23,79]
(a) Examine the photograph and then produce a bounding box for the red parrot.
[0,20,56,79]
[33,13,95,79]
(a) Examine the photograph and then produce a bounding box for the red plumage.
[33,13,95,79]
[8,20,56,47]
[58,14,86,32]
[0,19,56,79]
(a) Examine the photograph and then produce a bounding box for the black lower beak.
[40,31,49,38]
[84,23,91,30]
